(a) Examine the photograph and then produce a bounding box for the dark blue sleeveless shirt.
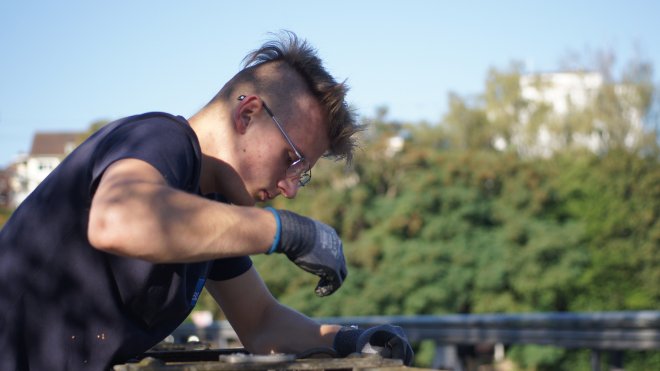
[0,112,252,370]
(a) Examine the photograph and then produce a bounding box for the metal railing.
[173,311,660,370]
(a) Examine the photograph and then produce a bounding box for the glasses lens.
[298,171,311,187]
[287,158,311,187]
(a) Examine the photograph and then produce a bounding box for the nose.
[277,177,301,199]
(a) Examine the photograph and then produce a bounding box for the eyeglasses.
[238,95,312,187]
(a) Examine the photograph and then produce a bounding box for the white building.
[520,72,604,115]
[495,71,645,157]
[9,132,81,207]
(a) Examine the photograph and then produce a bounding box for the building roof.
[29,132,82,157]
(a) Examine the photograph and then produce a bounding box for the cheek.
[241,149,281,184]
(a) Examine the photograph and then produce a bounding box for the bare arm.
[206,266,341,354]
[88,158,275,263]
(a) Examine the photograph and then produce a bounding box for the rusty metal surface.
[114,341,440,370]
[113,353,421,371]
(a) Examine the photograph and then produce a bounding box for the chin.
[254,189,272,204]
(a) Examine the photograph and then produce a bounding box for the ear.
[233,95,262,135]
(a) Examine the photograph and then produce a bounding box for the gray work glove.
[268,209,347,297]
[333,324,414,366]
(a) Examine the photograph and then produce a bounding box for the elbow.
[88,205,157,260]
[238,302,287,355]
[240,329,279,355]
[88,205,126,254]
[244,338,273,355]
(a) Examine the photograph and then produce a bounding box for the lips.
[259,190,275,202]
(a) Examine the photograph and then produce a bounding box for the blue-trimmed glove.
[333,325,414,366]
[267,209,347,297]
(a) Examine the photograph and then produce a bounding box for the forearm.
[207,269,342,355]
[88,160,275,262]
[248,302,341,354]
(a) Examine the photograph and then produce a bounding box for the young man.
[0,32,413,370]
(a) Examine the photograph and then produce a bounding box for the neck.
[198,154,253,206]
[188,103,254,206]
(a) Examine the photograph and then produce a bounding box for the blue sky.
[1,1,658,167]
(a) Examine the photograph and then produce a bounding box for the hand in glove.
[333,324,414,366]
[266,208,347,297]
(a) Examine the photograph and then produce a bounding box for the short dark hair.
[221,31,362,162]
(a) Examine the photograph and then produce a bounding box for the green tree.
[245,51,660,369]
[0,207,12,228]
[76,119,110,144]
